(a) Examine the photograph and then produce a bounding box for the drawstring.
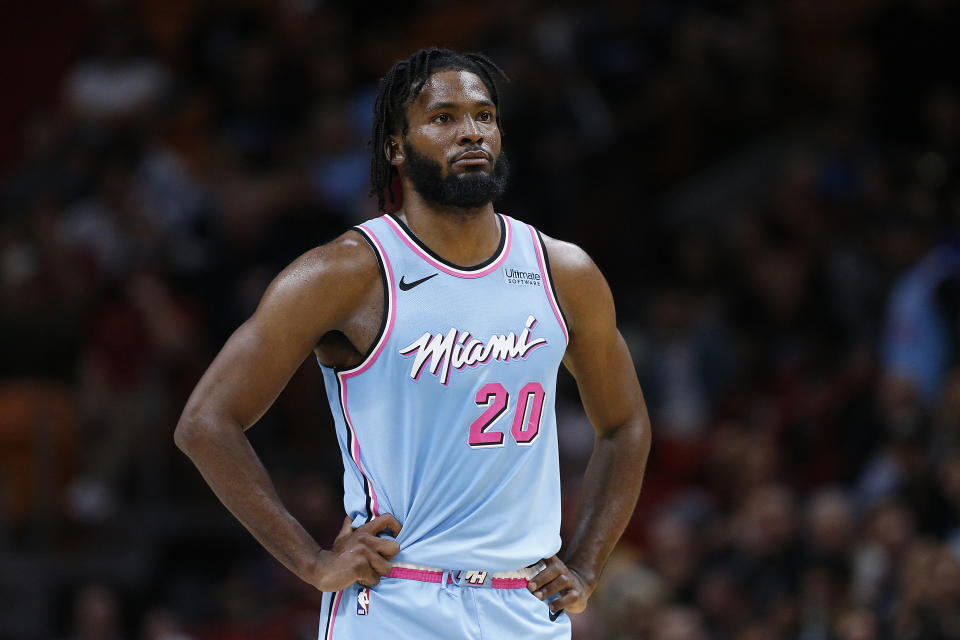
[440,569,467,589]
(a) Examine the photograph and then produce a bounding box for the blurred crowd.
[2,0,960,639]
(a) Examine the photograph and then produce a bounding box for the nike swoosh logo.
[398,273,438,291]
[549,609,564,622]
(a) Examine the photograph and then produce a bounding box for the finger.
[552,590,585,613]
[332,516,354,546]
[359,513,402,537]
[359,566,381,588]
[533,573,571,600]
[528,559,563,593]
[351,550,386,587]
[371,537,401,559]
[362,547,394,576]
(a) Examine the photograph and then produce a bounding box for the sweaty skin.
[174,69,651,612]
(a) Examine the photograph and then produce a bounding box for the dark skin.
[174,69,651,614]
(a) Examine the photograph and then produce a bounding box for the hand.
[310,514,402,592]
[527,555,594,614]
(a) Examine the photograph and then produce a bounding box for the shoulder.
[257,228,381,322]
[273,229,378,290]
[537,232,615,339]
[509,217,600,286]
[538,232,602,287]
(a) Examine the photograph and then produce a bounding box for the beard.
[402,140,510,210]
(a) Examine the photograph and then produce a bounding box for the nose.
[458,118,483,146]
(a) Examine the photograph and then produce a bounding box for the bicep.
[563,304,643,437]
[187,308,321,431]
[551,244,644,436]
[182,242,370,431]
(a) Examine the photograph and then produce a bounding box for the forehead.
[412,69,493,111]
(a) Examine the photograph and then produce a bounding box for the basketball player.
[175,48,651,639]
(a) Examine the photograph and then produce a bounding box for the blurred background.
[2,0,960,638]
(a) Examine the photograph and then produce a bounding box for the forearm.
[175,417,323,586]
[561,416,651,589]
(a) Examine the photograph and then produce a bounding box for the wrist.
[563,558,600,594]
[302,548,332,589]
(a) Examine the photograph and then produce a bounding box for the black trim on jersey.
[534,229,570,336]
[335,373,374,523]
[339,226,390,373]
[327,226,384,526]
[322,590,337,639]
[386,212,506,271]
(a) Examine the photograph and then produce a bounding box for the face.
[390,69,509,209]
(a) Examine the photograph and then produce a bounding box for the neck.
[394,185,500,267]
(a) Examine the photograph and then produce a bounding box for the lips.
[452,150,491,166]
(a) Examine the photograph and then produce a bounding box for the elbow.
[628,415,652,461]
[173,418,197,455]
[175,407,242,456]
[174,410,211,456]
[639,418,652,460]
[603,413,652,459]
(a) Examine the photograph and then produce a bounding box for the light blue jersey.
[319,212,569,572]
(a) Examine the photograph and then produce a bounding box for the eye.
[432,113,451,124]
[477,110,493,122]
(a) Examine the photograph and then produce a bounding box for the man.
[175,48,651,639]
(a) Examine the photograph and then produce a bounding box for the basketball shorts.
[317,563,572,639]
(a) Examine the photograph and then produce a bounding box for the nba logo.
[356,587,370,615]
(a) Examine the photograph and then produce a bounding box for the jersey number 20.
[469,382,545,448]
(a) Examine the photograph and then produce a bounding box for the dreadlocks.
[369,47,509,212]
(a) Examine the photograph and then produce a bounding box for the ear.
[386,136,405,166]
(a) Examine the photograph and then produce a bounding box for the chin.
[452,164,492,176]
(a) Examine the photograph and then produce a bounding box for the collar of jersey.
[383,212,511,279]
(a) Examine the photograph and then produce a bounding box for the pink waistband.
[385,566,530,589]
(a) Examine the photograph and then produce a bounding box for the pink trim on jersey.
[325,590,343,639]
[338,377,380,517]
[528,225,569,345]
[385,567,530,589]
[386,566,451,583]
[382,213,512,278]
[336,224,399,519]
[342,224,397,376]
[491,577,531,589]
